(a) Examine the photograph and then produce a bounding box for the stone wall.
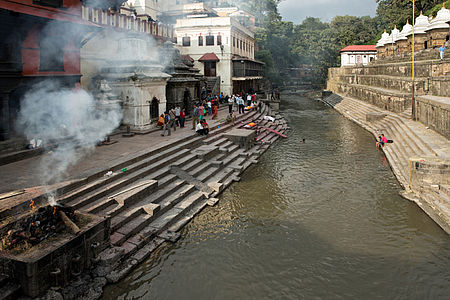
[326,81,410,113]
[416,96,450,139]
[327,59,450,137]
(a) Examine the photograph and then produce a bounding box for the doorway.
[149,97,159,120]
[204,61,216,77]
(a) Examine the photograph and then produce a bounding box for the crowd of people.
[158,90,261,137]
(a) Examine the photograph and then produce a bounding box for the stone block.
[191,145,220,161]
[224,129,256,150]
[366,112,387,122]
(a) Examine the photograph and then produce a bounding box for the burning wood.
[1,204,79,252]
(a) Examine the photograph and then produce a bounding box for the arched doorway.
[149,97,159,121]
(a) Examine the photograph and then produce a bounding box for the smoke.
[16,81,122,199]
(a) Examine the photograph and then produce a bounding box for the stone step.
[74,179,158,214]
[340,97,434,156]
[221,148,247,166]
[63,148,191,209]
[110,212,153,246]
[197,165,220,182]
[168,198,209,232]
[157,184,197,216]
[210,137,229,147]
[226,143,240,153]
[90,170,175,217]
[115,190,206,264]
[379,117,429,157]
[188,161,212,178]
[206,167,237,188]
[182,158,204,173]
[109,178,186,231]
[111,186,198,249]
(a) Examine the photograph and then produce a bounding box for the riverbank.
[0,102,288,299]
[103,93,450,300]
[318,92,450,234]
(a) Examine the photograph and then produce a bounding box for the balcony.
[232,58,264,79]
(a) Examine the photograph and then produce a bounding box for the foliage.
[253,0,450,85]
[376,0,442,30]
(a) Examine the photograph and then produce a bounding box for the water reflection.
[103,95,450,300]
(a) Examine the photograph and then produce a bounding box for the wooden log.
[58,210,80,235]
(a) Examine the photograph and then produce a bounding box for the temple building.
[426,4,450,48]
[174,7,264,95]
[340,45,377,66]
[376,5,450,59]
[394,21,413,56]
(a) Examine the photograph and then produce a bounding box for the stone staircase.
[206,76,220,95]
[327,58,450,109]
[326,94,450,233]
[35,102,288,288]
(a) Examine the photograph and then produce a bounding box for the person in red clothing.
[180,109,186,128]
[212,104,218,119]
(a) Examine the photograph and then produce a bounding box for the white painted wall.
[340,52,377,67]
[175,16,255,95]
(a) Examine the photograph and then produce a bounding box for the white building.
[175,12,263,95]
[340,45,377,67]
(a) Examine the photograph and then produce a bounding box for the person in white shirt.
[175,104,181,127]
[228,95,234,113]
[238,96,245,114]
[247,94,252,106]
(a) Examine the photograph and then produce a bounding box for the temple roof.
[340,45,377,52]
[406,12,430,35]
[426,5,450,31]
[198,53,220,62]
[395,21,412,42]
[376,31,390,47]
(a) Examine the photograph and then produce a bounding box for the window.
[240,40,243,50]
[217,35,222,46]
[182,36,191,47]
[198,36,203,46]
[233,37,236,47]
[206,35,214,46]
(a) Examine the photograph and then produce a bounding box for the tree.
[376,0,441,30]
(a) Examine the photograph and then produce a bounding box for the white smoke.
[16,81,122,192]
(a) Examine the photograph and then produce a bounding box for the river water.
[103,95,450,299]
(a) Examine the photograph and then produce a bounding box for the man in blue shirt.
[439,45,446,60]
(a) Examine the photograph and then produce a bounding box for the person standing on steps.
[238,95,245,114]
[169,108,176,132]
[247,93,252,107]
[228,95,234,113]
[439,44,446,60]
[161,111,171,136]
[175,104,181,127]
[199,103,205,121]
[180,108,185,128]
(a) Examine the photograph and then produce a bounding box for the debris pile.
[1,204,79,253]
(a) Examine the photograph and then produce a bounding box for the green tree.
[376,0,441,30]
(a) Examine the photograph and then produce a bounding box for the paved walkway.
[0,106,243,194]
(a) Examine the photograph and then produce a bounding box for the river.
[103,94,450,299]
